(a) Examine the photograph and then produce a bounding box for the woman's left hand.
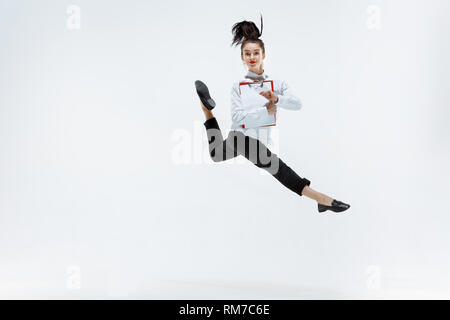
[259,90,279,104]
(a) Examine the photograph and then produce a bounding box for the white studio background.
[0,0,449,299]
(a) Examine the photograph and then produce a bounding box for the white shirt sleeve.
[230,83,270,127]
[276,80,302,110]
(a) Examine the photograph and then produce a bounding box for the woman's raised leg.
[200,101,238,163]
[241,135,350,212]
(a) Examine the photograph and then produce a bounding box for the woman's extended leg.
[240,134,311,196]
[201,102,238,162]
[241,134,339,206]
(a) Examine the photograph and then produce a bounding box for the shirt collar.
[245,70,269,81]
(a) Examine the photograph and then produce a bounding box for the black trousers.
[204,117,311,197]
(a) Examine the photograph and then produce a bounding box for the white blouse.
[230,70,302,147]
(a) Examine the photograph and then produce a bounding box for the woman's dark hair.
[231,14,265,55]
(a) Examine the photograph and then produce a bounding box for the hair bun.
[231,14,263,47]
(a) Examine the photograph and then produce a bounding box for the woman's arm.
[276,80,302,110]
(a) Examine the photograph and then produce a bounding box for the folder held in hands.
[238,80,276,128]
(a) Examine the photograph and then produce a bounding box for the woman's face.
[241,42,265,73]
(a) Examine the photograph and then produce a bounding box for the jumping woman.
[194,16,350,213]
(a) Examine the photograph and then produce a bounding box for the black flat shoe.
[195,80,216,110]
[318,199,350,213]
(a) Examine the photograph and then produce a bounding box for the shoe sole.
[195,80,216,110]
